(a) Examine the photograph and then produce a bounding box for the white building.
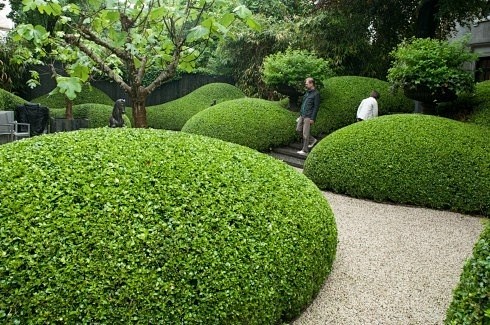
[0,2,14,39]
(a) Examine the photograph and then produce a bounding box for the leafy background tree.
[4,0,490,103]
[10,0,259,127]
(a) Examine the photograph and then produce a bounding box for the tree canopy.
[11,0,259,127]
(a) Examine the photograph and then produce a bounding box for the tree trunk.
[65,97,73,120]
[132,97,148,128]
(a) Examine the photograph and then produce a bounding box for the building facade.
[453,17,490,82]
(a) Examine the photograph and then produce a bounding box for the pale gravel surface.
[291,191,486,325]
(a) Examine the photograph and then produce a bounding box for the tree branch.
[64,34,131,93]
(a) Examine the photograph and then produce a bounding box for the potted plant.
[387,37,477,114]
[262,48,333,110]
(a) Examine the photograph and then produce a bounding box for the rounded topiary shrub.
[0,128,337,324]
[313,76,413,136]
[304,114,490,216]
[31,84,114,108]
[445,221,490,325]
[468,80,490,128]
[182,98,298,151]
[0,88,26,111]
[147,83,245,130]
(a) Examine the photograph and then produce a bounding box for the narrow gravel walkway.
[292,191,485,325]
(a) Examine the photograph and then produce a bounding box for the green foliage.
[304,114,490,216]
[262,48,334,94]
[50,103,131,128]
[31,85,114,109]
[239,0,312,18]
[0,88,26,111]
[12,0,259,127]
[208,16,292,98]
[312,76,413,136]
[0,128,337,324]
[0,37,29,94]
[445,221,490,325]
[182,98,298,151]
[387,37,478,98]
[147,83,245,130]
[468,80,490,128]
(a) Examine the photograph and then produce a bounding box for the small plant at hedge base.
[262,48,333,110]
[0,128,337,324]
[387,37,477,114]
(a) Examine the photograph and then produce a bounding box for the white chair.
[0,111,30,142]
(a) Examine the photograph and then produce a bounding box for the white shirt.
[356,97,378,120]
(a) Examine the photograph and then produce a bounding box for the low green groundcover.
[0,128,337,324]
[304,114,490,216]
[147,83,245,130]
[445,221,490,324]
[182,98,298,151]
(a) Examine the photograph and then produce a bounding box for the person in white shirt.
[356,90,380,121]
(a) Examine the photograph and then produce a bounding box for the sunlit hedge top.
[182,98,298,151]
[304,114,490,216]
[0,128,337,324]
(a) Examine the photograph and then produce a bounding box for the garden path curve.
[291,190,485,325]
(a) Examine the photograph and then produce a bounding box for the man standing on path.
[356,90,380,122]
[296,77,320,156]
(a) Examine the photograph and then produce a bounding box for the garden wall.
[22,63,234,106]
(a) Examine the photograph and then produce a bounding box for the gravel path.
[292,191,485,325]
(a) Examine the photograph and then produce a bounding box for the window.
[475,57,490,82]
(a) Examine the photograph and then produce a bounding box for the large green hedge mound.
[304,114,490,216]
[147,83,245,130]
[31,84,114,108]
[50,103,131,128]
[313,76,413,136]
[445,221,490,324]
[468,80,490,128]
[0,88,26,111]
[182,98,298,151]
[0,128,337,324]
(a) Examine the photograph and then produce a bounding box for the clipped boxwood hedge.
[445,221,490,324]
[0,128,337,324]
[304,114,490,216]
[31,84,114,109]
[147,83,245,130]
[50,103,131,128]
[182,98,298,151]
[0,88,26,111]
[313,76,413,136]
[468,80,490,128]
